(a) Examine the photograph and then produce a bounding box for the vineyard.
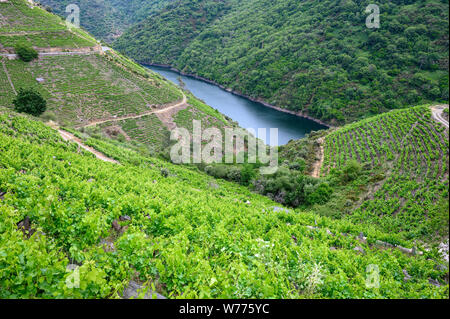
[0,0,448,300]
[5,54,182,126]
[0,59,15,104]
[0,0,234,155]
[322,105,449,241]
[96,114,171,153]
[0,109,448,298]
[0,0,96,49]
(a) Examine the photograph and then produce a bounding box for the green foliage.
[0,110,447,299]
[114,0,449,124]
[13,88,47,116]
[341,160,362,183]
[14,45,38,62]
[322,105,449,241]
[37,0,172,43]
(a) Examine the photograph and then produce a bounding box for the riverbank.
[143,62,333,129]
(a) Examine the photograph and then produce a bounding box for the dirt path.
[54,127,119,164]
[431,105,449,129]
[77,93,188,128]
[2,60,16,95]
[311,137,324,178]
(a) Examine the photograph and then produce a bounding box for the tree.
[15,45,38,62]
[13,89,47,116]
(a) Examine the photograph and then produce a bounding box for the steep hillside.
[1,0,448,300]
[115,0,449,125]
[36,0,173,42]
[114,0,238,64]
[0,109,448,298]
[0,0,234,153]
[322,105,449,240]
[279,105,449,242]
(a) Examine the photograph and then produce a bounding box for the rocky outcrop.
[122,281,166,300]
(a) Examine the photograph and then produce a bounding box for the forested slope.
[115,0,449,125]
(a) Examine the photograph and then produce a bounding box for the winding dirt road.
[431,105,449,129]
[311,137,324,178]
[77,93,188,128]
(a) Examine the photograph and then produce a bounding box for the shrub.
[306,182,333,205]
[341,160,362,183]
[13,88,47,116]
[15,45,38,62]
[240,164,255,185]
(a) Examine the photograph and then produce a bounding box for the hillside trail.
[47,122,119,164]
[78,93,188,128]
[310,104,448,179]
[431,104,449,129]
[1,59,16,95]
[311,137,324,178]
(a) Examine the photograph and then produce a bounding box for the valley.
[0,0,448,301]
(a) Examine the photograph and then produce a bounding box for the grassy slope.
[0,0,96,48]
[322,105,449,241]
[0,109,448,299]
[115,0,449,125]
[0,0,233,152]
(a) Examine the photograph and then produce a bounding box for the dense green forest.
[37,0,173,42]
[114,0,449,125]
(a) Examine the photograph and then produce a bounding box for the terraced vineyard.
[323,106,449,240]
[0,0,448,301]
[174,106,228,134]
[3,54,183,126]
[0,0,231,155]
[96,114,171,153]
[0,0,96,49]
[0,109,448,299]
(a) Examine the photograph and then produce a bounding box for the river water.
[147,65,327,146]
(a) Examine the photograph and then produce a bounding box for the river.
[147,65,327,146]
